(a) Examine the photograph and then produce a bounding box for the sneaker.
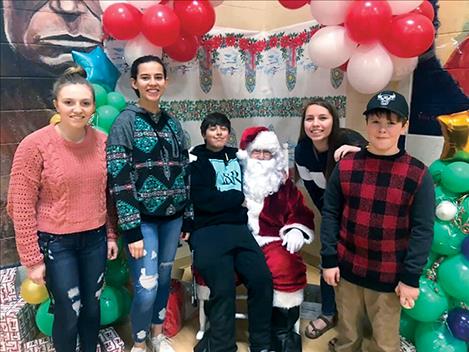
[151,334,175,352]
[130,345,147,352]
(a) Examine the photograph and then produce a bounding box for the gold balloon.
[20,278,49,305]
[437,110,469,161]
[49,113,61,125]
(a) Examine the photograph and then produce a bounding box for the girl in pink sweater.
[7,67,118,352]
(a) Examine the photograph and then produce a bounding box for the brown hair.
[297,98,342,180]
[52,66,94,102]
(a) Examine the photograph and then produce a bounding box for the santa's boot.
[270,306,302,352]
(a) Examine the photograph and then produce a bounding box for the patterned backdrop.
[105,20,346,163]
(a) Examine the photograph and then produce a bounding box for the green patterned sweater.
[106,104,191,243]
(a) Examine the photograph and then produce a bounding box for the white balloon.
[436,201,458,221]
[387,0,423,15]
[128,0,161,10]
[100,0,128,12]
[124,34,163,66]
[210,0,224,7]
[308,26,358,69]
[309,0,353,26]
[390,55,418,81]
[347,44,393,94]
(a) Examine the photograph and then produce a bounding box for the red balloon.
[102,3,142,40]
[278,0,308,9]
[383,13,435,58]
[142,5,180,47]
[344,0,392,44]
[164,35,199,62]
[174,0,215,36]
[338,60,349,72]
[412,0,435,22]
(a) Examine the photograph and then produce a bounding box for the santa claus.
[237,126,315,352]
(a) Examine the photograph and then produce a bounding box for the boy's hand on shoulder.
[323,267,340,286]
[395,281,419,309]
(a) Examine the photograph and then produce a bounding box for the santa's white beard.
[243,158,284,202]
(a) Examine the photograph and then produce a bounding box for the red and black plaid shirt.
[321,149,434,292]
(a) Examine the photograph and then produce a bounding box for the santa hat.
[237,126,281,160]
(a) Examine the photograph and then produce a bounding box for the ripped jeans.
[126,217,182,343]
[38,226,107,352]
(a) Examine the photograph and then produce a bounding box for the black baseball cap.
[363,90,409,118]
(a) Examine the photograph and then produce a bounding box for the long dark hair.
[130,55,167,98]
[297,98,342,179]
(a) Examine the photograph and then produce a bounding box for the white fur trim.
[253,234,281,247]
[196,284,210,301]
[248,131,281,153]
[246,198,263,235]
[279,223,314,244]
[295,163,326,189]
[236,149,249,160]
[273,289,304,308]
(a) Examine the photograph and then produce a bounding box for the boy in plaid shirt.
[321,91,435,352]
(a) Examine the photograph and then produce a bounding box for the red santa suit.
[245,177,314,308]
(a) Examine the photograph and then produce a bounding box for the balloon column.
[280,0,436,94]
[399,110,469,352]
[101,0,222,64]
[102,238,132,326]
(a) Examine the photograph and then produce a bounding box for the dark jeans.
[320,276,337,316]
[191,224,273,352]
[38,226,107,352]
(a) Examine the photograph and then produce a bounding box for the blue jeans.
[126,217,182,343]
[38,226,107,352]
[321,275,337,316]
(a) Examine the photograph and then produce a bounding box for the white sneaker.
[130,345,147,352]
[151,334,175,352]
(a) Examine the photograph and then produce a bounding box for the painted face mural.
[2,0,103,69]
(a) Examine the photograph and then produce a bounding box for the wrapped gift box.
[23,327,124,352]
[0,267,18,305]
[0,297,37,352]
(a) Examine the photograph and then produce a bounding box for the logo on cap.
[377,93,396,106]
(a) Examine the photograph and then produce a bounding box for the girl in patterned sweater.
[106,56,191,352]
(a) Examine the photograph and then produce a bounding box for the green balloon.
[434,185,458,202]
[92,84,108,107]
[415,322,467,352]
[105,259,129,287]
[429,160,448,183]
[441,161,469,194]
[405,277,449,322]
[95,105,120,134]
[117,287,132,317]
[35,299,54,336]
[432,221,466,256]
[438,254,469,302]
[460,196,469,225]
[107,92,127,111]
[100,286,121,325]
[423,252,441,271]
[400,311,417,342]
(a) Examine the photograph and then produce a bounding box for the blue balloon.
[72,46,120,92]
[462,237,469,261]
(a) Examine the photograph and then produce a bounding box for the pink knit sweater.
[7,124,117,269]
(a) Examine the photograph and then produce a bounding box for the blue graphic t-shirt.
[210,159,242,192]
